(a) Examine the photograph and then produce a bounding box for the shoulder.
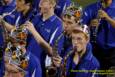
[51,15,62,23]
[4,11,20,25]
[49,15,63,31]
[86,2,99,9]
[83,2,100,14]
[31,15,41,26]
[80,56,100,70]
[53,15,63,27]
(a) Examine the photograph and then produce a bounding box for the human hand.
[52,55,62,67]
[90,19,100,27]
[98,9,109,20]
[25,21,36,33]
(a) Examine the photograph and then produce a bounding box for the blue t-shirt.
[3,8,40,77]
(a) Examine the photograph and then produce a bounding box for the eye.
[77,37,82,41]
[72,37,82,41]
[67,21,73,24]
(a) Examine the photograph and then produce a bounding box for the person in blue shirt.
[60,2,84,57]
[0,0,16,77]
[4,49,42,77]
[0,0,16,53]
[25,0,64,76]
[0,0,16,14]
[60,4,81,57]
[51,4,95,77]
[2,0,36,27]
[0,0,62,76]
[81,0,115,71]
[0,0,52,77]
[55,0,71,17]
[32,0,71,17]
[65,26,100,77]
[53,5,100,76]
[4,27,42,77]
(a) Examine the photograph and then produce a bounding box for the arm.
[0,17,15,31]
[98,9,115,28]
[106,16,115,28]
[25,21,53,56]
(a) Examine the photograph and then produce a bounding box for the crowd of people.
[0,0,115,77]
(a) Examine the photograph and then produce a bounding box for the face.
[63,15,76,36]
[102,0,112,7]
[104,0,112,3]
[39,0,53,14]
[72,32,88,53]
[3,0,12,5]
[16,0,25,12]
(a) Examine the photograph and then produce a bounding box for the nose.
[74,41,78,45]
[73,45,77,51]
[73,40,78,47]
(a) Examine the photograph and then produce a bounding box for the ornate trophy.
[5,25,28,74]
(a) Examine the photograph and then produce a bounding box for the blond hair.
[49,0,56,4]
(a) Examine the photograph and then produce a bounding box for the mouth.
[73,46,78,51]
[40,9,47,14]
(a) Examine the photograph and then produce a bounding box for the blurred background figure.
[32,0,72,17]
[82,0,115,77]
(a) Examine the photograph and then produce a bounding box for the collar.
[41,14,57,22]
[5,0,16,7]
[81,43,93,61]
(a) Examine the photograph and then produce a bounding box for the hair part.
[49,0,56,5]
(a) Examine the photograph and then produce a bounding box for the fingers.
[52,56,62,67]
[25,21,32,25]
[6,63,19,72]
[53,60,60,67]
[90,19,99,27]
[98,10,103,18]
[98,9,108,19]
[24,21,35,32]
